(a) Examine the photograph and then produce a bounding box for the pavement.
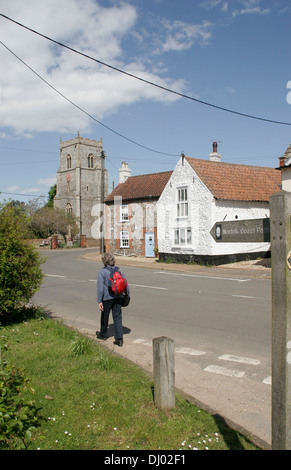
[79,251,272,449]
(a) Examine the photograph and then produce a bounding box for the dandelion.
[113,427,117,431]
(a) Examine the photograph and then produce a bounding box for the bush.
[0,204,44,319]
[0,363,41,449]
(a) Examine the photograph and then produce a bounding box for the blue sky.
[0,0,290,204]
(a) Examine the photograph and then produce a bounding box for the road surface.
[32,248,272,448]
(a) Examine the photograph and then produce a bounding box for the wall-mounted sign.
[210,218,270,243]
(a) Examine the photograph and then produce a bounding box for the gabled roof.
[186,157,281,202]
[105,171,172,203]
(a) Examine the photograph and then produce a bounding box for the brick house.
[105,165,172,257]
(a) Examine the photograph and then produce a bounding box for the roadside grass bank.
[0,306,260,451]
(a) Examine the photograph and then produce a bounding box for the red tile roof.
[186,157,281,202]
[105,171,172,202]
[105,158,281,204]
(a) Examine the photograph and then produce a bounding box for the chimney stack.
[119,161,131,183]
[279,143,291,168]
[209,141,221,162]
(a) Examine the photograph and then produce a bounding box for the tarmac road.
[33,248,272,449]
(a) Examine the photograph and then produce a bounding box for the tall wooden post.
[270,191,291,449]
[153,337,175,410]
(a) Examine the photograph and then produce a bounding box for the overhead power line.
[0,191,45,198]
[0,39,179,157]
[1,12,291,127]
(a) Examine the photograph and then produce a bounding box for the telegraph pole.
[100,150,105,254]
[270,190,291,449]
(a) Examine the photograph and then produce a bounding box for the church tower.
[54,133,108,240]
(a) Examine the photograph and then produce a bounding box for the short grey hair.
[102,252,116,266]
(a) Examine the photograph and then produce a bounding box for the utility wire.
[0,191,45,198]
[1,12,291,127]
[0,39,179,157]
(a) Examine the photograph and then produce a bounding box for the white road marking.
[232,295,266,300]
[175,347,206,356]
[133,338,152,346]
[219,354,260,365]
[263,376,272,385]
[45,274,67,278]
[88,280,167,290]
[131,283,168,290]
[204,365,245,378]
[154,271,249,283]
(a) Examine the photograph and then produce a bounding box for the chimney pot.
[209,141,221,162]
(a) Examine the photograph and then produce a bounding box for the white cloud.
[37,176,56,187]
[19,187,42,195]
[199,0,228,12]
[160,20,213,52]
[0,0,186,137]
[232,0,270,17]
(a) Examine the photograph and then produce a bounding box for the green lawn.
[0,307,260,451]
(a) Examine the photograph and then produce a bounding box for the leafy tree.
[0,204,44,318]
[28,206,78,240]
[46,184,56,208]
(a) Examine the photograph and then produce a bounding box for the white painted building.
[157,145,281,265]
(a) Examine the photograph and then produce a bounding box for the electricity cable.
[1,13,291,126]
[0,39,179,157]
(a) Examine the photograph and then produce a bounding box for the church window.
[66,203,72,216]
[66,155,71,169]
[88,154,94,168]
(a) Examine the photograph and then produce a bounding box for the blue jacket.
[97,266,130,303]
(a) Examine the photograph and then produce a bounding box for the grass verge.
[0,306,260,451]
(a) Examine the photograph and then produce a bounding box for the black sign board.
[210,218,270,243]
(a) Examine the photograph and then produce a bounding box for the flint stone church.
[54,133,108,244]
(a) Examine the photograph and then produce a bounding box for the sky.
[0,0,291,204]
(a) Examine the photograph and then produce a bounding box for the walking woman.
[97,252,130,347]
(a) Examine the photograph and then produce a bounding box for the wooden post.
[153,336,175,410]
[270,191,291,450]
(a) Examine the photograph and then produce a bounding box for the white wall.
[157,157,271,256]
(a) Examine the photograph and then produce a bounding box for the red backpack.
[106,266,128,296]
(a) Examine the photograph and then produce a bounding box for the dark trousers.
[100,298,123,340]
